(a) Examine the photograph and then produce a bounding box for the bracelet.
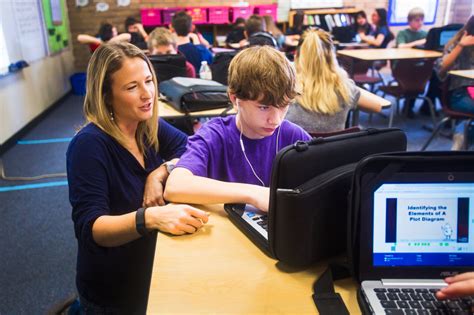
[136,207,150,236]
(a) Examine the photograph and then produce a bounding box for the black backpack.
[210,51,238,85]
[149,54,188,83]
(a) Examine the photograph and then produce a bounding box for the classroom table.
[337,48,443,62]
[158,100,236,119]
[146,204,359,314]
[448,69,474,80]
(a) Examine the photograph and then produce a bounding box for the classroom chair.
[148,54,188,83]
[377,58,436,127]
[422,78,473,151]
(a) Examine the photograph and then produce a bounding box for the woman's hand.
[146,204,210,235]
[143,166,168,207]
[459,31,474,48]
[436,272,474,300]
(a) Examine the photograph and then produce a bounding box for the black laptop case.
[266,128,407,267]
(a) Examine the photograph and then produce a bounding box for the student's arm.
[357,87,384,113]
[439,31,474,77]
[77,34,101,45]
[436,272,474,300]
[108,33,131,44]
[360,32,385,47]
[92,203,209,247]
[164,168,270,211]
[398,38,426,48]
[136,23,149,41]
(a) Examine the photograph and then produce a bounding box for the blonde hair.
[147,27,177,51]
[228,45,297,107]
[83,42,159,155]
[295,29,351,115]
[263,15,283,38]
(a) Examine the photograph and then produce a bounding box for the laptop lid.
[359,171,474,281]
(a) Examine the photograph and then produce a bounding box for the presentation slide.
[372,183,474,266]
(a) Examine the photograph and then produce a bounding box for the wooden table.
[158,100,236,119]
[449,70,474,80]
[147,204,359,314]
[337,48,442,61]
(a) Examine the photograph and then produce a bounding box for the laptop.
[359,171,474,314]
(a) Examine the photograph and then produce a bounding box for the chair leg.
[463,118,473,150]
[421,96,437,127]
[389,98,397,128]
[421,116,451,151]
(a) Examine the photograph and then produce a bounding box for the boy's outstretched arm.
[164,168,270,212]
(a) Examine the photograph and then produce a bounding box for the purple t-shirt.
[176,115,311,186]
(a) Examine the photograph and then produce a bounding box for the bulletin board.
[41,0,70,53]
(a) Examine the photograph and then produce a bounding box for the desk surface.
[159,100,237,119]
[337,48,442,61]
[147,204,359,314]
[449,70,474,80]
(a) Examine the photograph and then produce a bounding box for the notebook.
[359,172,474,314]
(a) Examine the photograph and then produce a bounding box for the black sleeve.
[157,118,188,161]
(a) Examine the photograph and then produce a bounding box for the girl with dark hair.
[77,23,131,52]
[353,10,372,36]
[359,8,394,48]
[286,10,305,36]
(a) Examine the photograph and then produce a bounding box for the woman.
[66,42,208,313]
[77,23,131,52]
[438,16,474,149]
[353,10,372,39]
[286,29,382,133]
[359,8,394,48]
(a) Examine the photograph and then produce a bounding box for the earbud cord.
[238,116,281,187]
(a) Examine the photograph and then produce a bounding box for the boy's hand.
[436,272,474,300]
[249,186,270,212]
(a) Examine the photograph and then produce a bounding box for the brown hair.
[245,15,266,37]
[83,42,159,154]
[147,27,177,51]
[228,45,297,108]
[446,15,474,51]
[407,8,425,22]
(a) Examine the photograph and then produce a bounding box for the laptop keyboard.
[247,212,268,231]
[374,288,474,314]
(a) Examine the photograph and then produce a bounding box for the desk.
[337,48,442,61]
[147,204,359,314]
[158,100,237,119]
[449,70,474,80]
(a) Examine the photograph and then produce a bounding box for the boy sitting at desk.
[164,46,311,212]
[396,7,427,48]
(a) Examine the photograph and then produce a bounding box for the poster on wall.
[388,0,439,25]
[41,0,70,53]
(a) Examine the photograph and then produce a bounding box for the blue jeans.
[450,88,474,136]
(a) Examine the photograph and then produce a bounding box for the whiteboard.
[0,0,48,64]
[388,0,439,25]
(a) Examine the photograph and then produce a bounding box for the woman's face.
[371,11,380,25]
[110,57,155,126]
[356,15,367,26]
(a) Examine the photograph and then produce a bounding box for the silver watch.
[164,161,176,174]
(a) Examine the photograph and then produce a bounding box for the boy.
[147,27,196,78]
[396,8,427,48]
[124,16,148,50]
[171,11,213,73]
[164,46,311,212]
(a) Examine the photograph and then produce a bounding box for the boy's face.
[128,24,139,33]
[232,95,289,139]
[152,44,177,55]
[409,17,424,31]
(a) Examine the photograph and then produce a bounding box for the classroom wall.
[0,50,75,146]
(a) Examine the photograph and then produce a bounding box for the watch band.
[136,207,149,236]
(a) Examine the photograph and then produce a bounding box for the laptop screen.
[372,183,474,267]
[439,30,457,46]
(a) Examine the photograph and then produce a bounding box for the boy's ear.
[228,93,237,107]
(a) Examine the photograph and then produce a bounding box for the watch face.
[166,162,176,173]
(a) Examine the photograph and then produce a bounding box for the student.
[353,10,372,38]
[359,8,394,48]
[226,17,246,47]
[437,15,474,150]
[77,23,130,52]
[263,15,299,48]
[164,46,312,212]
[238,14,267,48]
[286,29,382,133]
[396,8,427,48]
[67,42,208,313]
[147,27,196,78]
[436,272,474,300]
[171,11,213,72]
[124,16,149,50]
[190,24,211,48]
